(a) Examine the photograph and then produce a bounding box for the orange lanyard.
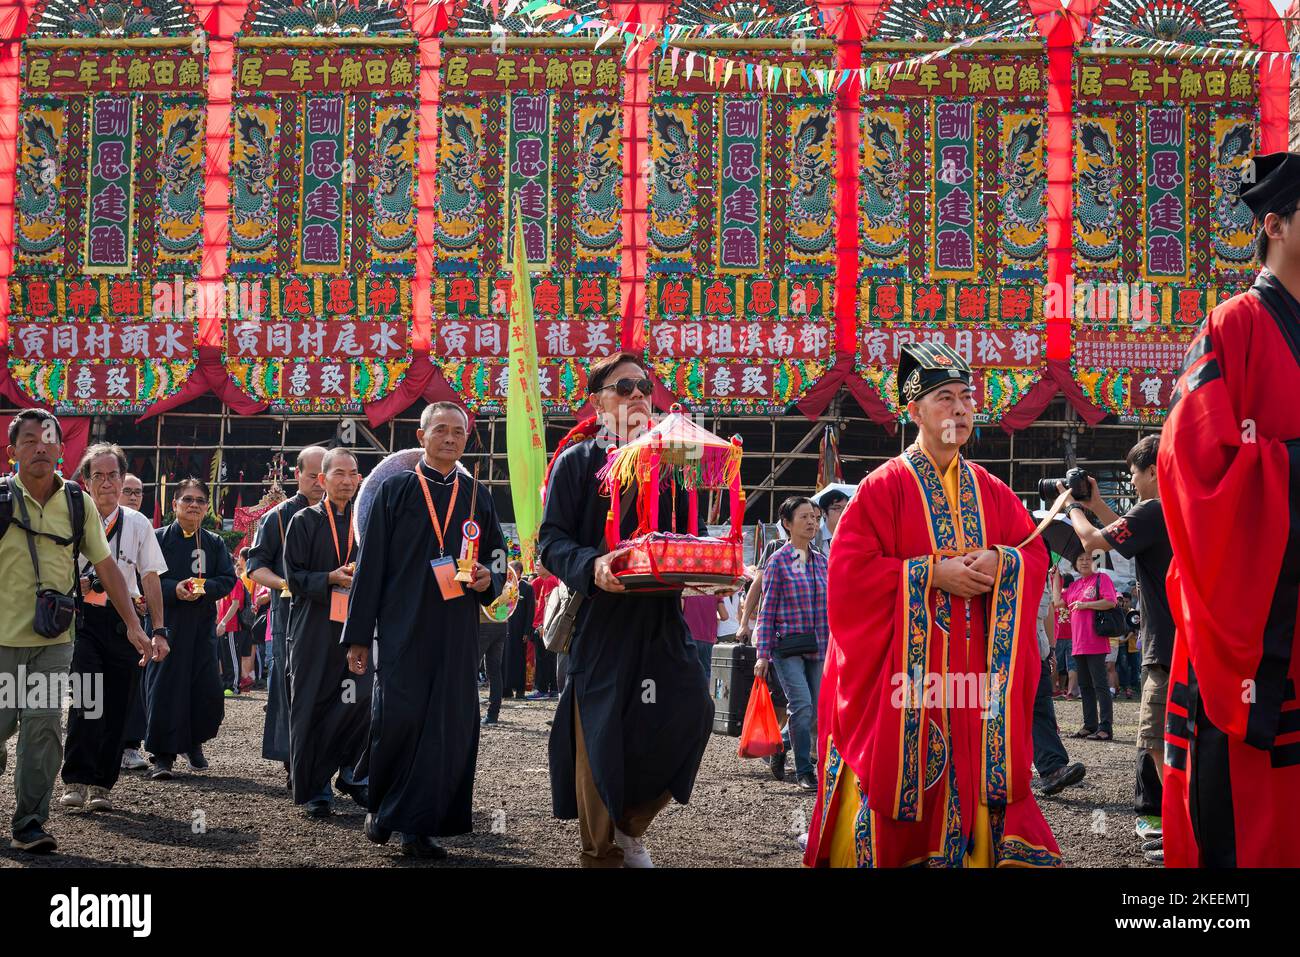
[416,470,460,557]
[326,505,353,566]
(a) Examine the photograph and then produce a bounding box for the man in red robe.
[1159,151,1300,867]
[804,341,1059,867]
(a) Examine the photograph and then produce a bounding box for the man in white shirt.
[60,443,169,812]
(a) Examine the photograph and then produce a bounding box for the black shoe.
[1040,761,1087,796]
[10,823,57,854]
[304,799,332,818]
[364,813,392,845]
[770,749,787,782]
[796,772,817,791]
[336,778,369,808]
[186,747,209,771]
[482,714,499,726]
[400,834,448,860]
[149,758,174,781]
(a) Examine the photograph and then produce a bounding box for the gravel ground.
[1,686,1155,868]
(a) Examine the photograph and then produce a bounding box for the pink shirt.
[1064,573,1117,656]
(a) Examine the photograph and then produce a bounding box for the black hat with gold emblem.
[897,340,973,405]
[1240,152,1300,220]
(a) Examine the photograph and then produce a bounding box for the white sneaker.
[121,748,149,771]
[59,787,85,809]
[86,786,114,812]
[614,828,654,868]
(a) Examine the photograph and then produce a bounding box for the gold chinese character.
[364,59,387,86]
[655,59,677,89]
[340,57,363,89]
[868,66,890,93]
[1229,70,1252,98]
[446,55,468,88]
[153,60,175,86]
[595,59,617,89]
[178,58,200,86]
[917,64,939,91]
[240,55,264,89]
[315,58,337,87]
[1178,68,1201,98]
[390,56,412,86]
[291,58,312,88]
[993,64,1016,92]
[942,62,966,93]
[967,63,990,94]
[26,57,49,89]
[1154,67,1177,96]
[1130,69,1151,95]
[496,57,517,86]
[520,57,543,87]
[103,58,124,86]
[1205,70,1226,96]
[1017,63,1041,93]
[571,59,593,86]
[77,58,99,89]
[1078,65,1101,96]
[546,58,568,88]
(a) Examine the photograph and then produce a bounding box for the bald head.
[296,446,327,503]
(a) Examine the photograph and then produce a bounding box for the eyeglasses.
[178,496,208,506]
[597,377,653,398]
[90,471,122,484]
[121,489,143,497]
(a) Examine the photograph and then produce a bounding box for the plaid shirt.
[755,543,829,661]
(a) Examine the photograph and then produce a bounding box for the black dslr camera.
[1038,467,1092,504]
[84,572,106,595]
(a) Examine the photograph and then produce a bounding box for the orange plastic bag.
[738,676,783,759]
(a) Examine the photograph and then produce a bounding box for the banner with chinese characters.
[227,22,417,412]
[856,54,1047,422]
[433,48,622,412]
[647,50,835,413]
[1071,54,1258,420]
[12,31,207,413]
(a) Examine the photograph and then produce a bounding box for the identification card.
[430,556,464,600]
[329,587,350,623]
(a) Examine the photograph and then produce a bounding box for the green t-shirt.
[0,474,110,647]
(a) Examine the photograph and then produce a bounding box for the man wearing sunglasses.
[539,352,713,867]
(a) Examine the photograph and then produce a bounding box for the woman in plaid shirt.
[755,496,829,791]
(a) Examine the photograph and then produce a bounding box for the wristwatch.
[1066,503,1090,517]
[151,627,170,640]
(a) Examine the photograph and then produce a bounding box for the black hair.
[1255,198,1299,263]
[173,477,210,501]
[778,495,814,532]
[587,351,646,395]
[1126,434,1159,473]
[7,408,61,445]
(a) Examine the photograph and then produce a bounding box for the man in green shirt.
[0,410,149,854]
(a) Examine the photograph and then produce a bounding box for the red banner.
[227,319,406,360]
[1074,60,1256,104]
[1073,330,1193,369]
[441,52,619,94]
[435,318,617,359]
[10,321,195,361]
[648,319,833,360]
[64,363,138,403]
[1129,371,1177,409]
[858,326,1045,369]
[279,361,353,402]
[234,49,417,94]
[24,50,205,95]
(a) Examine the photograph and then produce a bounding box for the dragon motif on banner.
[157,107,203,259]
[788,109,833,260]
[861,114,908,264]
[230,107,278,262]
[998,115,1046,265]
[15,109,64,264]
[1075,120,1122,266]
[434,107,484,256]
[575,106,620,255]
[1210,120,1255,267]
[370,108,416,259]
[649,105,694,258]
[30,0,199,36]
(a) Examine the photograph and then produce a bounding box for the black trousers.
[1074,652,1113,734]
[531,636,557,694]
[503,630,528,698]
[61,605,141,790]
[479,630,506,719]
[1032,658,1070,778]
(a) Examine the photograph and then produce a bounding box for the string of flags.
[1090,25,1300,72]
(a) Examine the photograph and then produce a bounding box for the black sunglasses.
[597,377,653,398]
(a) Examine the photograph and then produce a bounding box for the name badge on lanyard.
[418,470,465,601]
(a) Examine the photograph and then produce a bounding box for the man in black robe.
[247,446,325,785]
[146,478,236,779]
[284,448,372,817]
[342,401,505,859]
[503,562,534,699]
[540,352,714,868]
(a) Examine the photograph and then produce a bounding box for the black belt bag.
[34,588,77,639]
[775,631,818,658]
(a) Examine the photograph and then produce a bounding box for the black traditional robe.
[504,579,535,694]
[145,523,236,756]
[248,492,311,763]
[540,437,714,822]
[341,460,506,838]
[284,499,372,805]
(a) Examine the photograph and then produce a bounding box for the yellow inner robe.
[825,452,994,868]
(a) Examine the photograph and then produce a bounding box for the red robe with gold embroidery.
[1159,270,1300,868]
[804,445,1059,867]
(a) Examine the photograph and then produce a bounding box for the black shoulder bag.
[542,491,636,655]
[7,478,86,639]
[1091,576,1127,639]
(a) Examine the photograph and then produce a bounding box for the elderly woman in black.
[539,352,714,868]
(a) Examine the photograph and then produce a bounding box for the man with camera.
[0,411,150,854]
[59,443,170,814]
[1058,435,1173,863]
